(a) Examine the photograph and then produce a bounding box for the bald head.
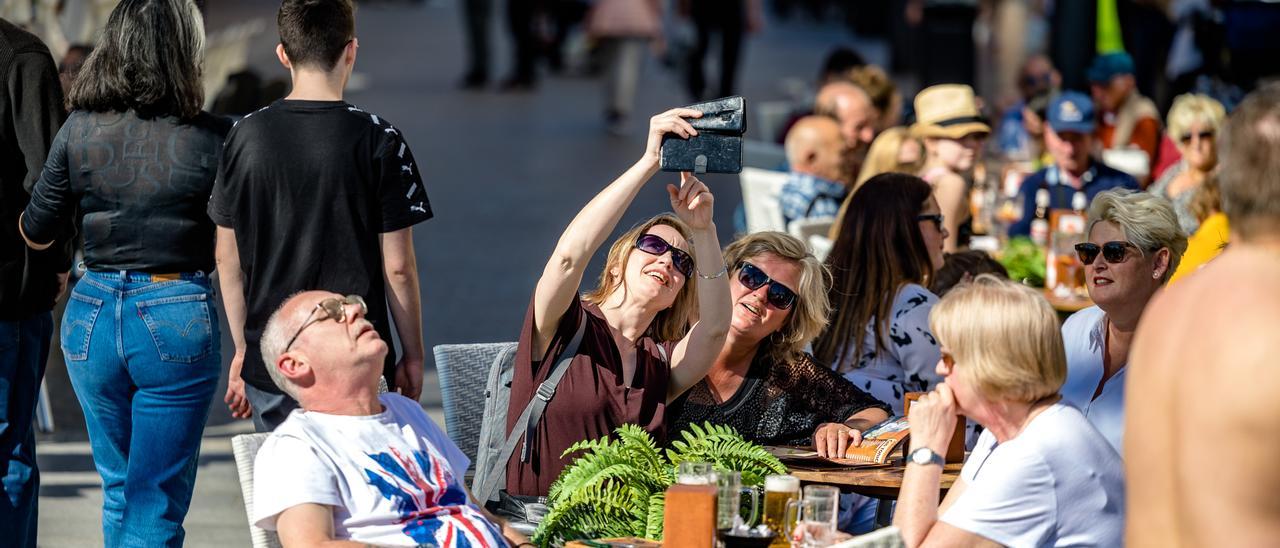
[260,290,386,403]
[815,81,878,149]
[785,116,846,183]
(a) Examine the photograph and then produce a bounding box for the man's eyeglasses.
[1179,130,1214,145]
[736,262,797,310]
[284,295,368,352]
[916,214,945,231]
[635,233,695,279]
[1074,241,1143,265]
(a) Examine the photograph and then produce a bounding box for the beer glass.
[784,485,839,548]
[762,475,800,548]
[677,461,717,485]
[715,471,760,531]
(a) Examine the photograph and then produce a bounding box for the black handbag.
[659,96,746,174]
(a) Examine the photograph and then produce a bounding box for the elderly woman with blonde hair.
[667,231,889,456]
[1150,93,1227,235]
[892,275,1125,547]
[1059,189,1186,454]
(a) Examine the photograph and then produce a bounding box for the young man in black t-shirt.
[209,0,432,431]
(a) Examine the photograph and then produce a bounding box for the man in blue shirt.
[779,115,850,226]
[1009,92,1139,237]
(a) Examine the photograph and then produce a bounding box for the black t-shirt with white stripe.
[209,99,432,395]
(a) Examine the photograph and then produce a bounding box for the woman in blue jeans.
[17,1,229,545]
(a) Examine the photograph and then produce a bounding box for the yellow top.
[1170,212,1230,284]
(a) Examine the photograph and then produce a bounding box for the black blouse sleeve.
[783,354,893,424]
[20,120,73,245]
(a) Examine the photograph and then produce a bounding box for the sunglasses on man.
[1074,241,1145,266]
[736,262,798,310]
[635,233,696,279]
[284,294,369,352]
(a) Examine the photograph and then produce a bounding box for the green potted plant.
[532,422,787,547]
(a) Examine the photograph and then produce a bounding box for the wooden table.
[1043,289,1093,314]
[789,462,963,526]
[788,463,962,499]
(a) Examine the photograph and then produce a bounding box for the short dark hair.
[67,0,205,119]
[277,0,355,71]
[930,250,1009,298]
[1219,83,1280,240]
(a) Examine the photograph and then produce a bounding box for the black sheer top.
[667,352,892,447]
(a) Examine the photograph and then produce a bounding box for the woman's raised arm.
[532,108,702,357]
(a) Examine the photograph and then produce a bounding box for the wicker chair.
[433,343,514,472]
[231,432,282,548]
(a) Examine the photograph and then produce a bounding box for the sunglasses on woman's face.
[284,294,368,352]
[635,233,695,279]
[1074,241,1141,265]
[1179,130,1214,145]
[736,262,797,310]
[916,213,945,231]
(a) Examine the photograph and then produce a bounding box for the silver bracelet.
[697,264,729,280]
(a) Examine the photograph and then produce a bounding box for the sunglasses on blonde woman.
[635,233,695,279]
[1074,241,1142,265]
[736,262,797,310]
[284,295,369,352]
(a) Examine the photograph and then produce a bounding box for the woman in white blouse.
[896,275,1125,547]
[1059,189,1186,454]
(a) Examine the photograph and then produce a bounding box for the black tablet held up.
[659,96,746,174]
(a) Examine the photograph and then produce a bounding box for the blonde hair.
[1087,189,1189,284]
[722,232,832,365]
[854,126,922,189]
[930,275,1065,403]
[846,64,900,124]
[1166,93,1226,146]
[582,214,698,342]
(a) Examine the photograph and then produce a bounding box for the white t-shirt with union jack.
[254,393,504,547]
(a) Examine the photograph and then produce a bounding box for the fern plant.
[531,422,786,547]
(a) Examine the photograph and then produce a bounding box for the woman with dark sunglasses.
[1059,189,1186,455]
[813,173,950,427]
[17,1,228,545]
[666,231,892,533]
[668,232,890,453]
[1149,94,1226,235]
[499,108,731,506]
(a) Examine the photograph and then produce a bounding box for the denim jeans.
[0,311,53,548]
[62,270,220,548]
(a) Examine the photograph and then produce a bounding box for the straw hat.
[911,84,990,139]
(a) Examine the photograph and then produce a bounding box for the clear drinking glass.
[676,461,717,485]
[784,485,840,547]
[715,471,760,530]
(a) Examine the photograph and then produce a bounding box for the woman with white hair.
[1149,93,1227,235]
[894,276,1125,547]
[1059,189,1187,454]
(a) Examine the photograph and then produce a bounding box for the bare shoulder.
[1129,248,1280,544]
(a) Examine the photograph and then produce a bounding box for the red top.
[504,297,673,497]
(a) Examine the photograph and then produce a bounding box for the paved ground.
[34,1,885,545]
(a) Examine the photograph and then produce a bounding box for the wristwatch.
[908,447,944,467]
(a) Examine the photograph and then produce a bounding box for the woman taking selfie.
[498,108,731,508]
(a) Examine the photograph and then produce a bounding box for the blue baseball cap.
[1087,52,1135,83]
[1046,92,1095,134]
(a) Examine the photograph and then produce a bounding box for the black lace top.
[667,352,892,447]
